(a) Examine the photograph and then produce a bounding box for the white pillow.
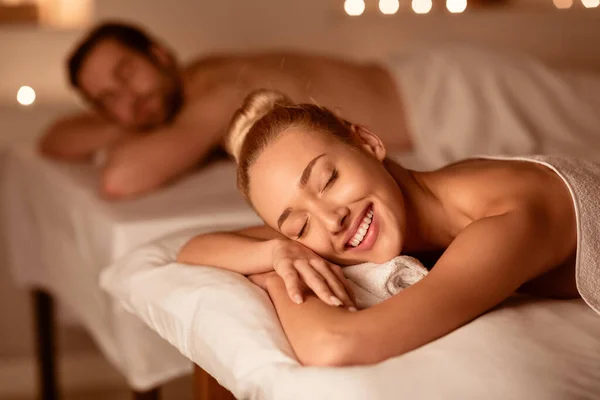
[101,229,600,400]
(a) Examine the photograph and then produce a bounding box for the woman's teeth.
[349,209,374,247]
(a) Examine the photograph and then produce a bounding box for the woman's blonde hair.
[226,89,355,202]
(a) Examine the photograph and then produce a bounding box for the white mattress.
[101,230,600,400]
[1,144,261,389]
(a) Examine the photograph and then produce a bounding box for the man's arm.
[100,90,233,199]
[39,113,125,161]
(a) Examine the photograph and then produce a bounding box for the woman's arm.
[100,88,238,200]
[263,206,576,367]
[177,225,284,275]
[179,225,356,307]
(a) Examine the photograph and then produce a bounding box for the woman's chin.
[340,252,397,266]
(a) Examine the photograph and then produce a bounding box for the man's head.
[68,22,184,131]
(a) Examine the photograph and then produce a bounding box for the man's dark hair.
[67,21,154,89]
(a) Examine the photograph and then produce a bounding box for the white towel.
[482,155,600,315]
[343,256,428,309]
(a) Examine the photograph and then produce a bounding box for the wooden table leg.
[32,289,59,400]
[193,364,236,400]
[132,388,160,400]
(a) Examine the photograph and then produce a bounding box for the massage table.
[5,144,600,400]
[0,140,425,399]
[1,143,261,398]
[99,227,600,400]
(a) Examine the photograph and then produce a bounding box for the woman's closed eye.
[296,220,308,239]
[295,169,337,238]
[321,169,338,193]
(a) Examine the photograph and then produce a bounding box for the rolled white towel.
[343,256,428,309]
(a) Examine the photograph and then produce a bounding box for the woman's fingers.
[274,259,304,304]
[273,249,356,309]
[330,264,357,308]
[310,259,354,308]
[294,259,340,306]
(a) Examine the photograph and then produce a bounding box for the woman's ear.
[352,124,387,161]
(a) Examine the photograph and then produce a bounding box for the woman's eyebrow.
[277,153,327,230]
[300,153,326,188]
[277,208,292,230]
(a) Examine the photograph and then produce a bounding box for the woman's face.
[248,126,407,265]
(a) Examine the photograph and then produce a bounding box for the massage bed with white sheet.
[6,140,600,400]
[2,144,260,397]
[5,145,600,399]
[4,45,600,400]
[100,228,600,400]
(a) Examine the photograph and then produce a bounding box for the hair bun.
[225,89,292,162]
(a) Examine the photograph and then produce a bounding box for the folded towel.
[343,256,428,309]
[482,155,600,316]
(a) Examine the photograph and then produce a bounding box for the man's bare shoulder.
[184,53,240,74]
[181,50,379,91]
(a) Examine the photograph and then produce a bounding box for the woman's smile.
[343,204,379,253]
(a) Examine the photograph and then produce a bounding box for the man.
[42,21,600,199]
[41,22,408,199]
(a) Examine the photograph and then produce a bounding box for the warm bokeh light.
[17,86,36,106]
[379,0,400,14]
[412,0,432,14]
[344,0,366,15]
[37,0,93,28]
[1,0,28,5]
[581,0,599,8]
[446,0,467,13]
[553,0,573,8]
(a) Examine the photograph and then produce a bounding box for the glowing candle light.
[344,0,366,16]
[17,86,36,106]
[447,0,467,13]
[581,0,599,8]
[412,0,432,14]
[553,0,573,8]
[379,0,400,14]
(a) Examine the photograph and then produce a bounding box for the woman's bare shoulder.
[428,158,573,221]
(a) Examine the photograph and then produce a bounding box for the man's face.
[77,39,183,131]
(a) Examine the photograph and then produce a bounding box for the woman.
[178,89,599,367]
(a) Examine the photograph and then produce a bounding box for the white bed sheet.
[1,144,261,390]
[388,45,600,170]
[101,230,600,400]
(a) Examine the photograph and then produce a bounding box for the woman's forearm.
[265,276,357,366]
[177,230,279,275]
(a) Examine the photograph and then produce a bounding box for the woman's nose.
[318,206,350,235]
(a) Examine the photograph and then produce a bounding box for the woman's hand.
[268,239,356,308]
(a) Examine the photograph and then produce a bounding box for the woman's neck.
[384,159,454,254]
